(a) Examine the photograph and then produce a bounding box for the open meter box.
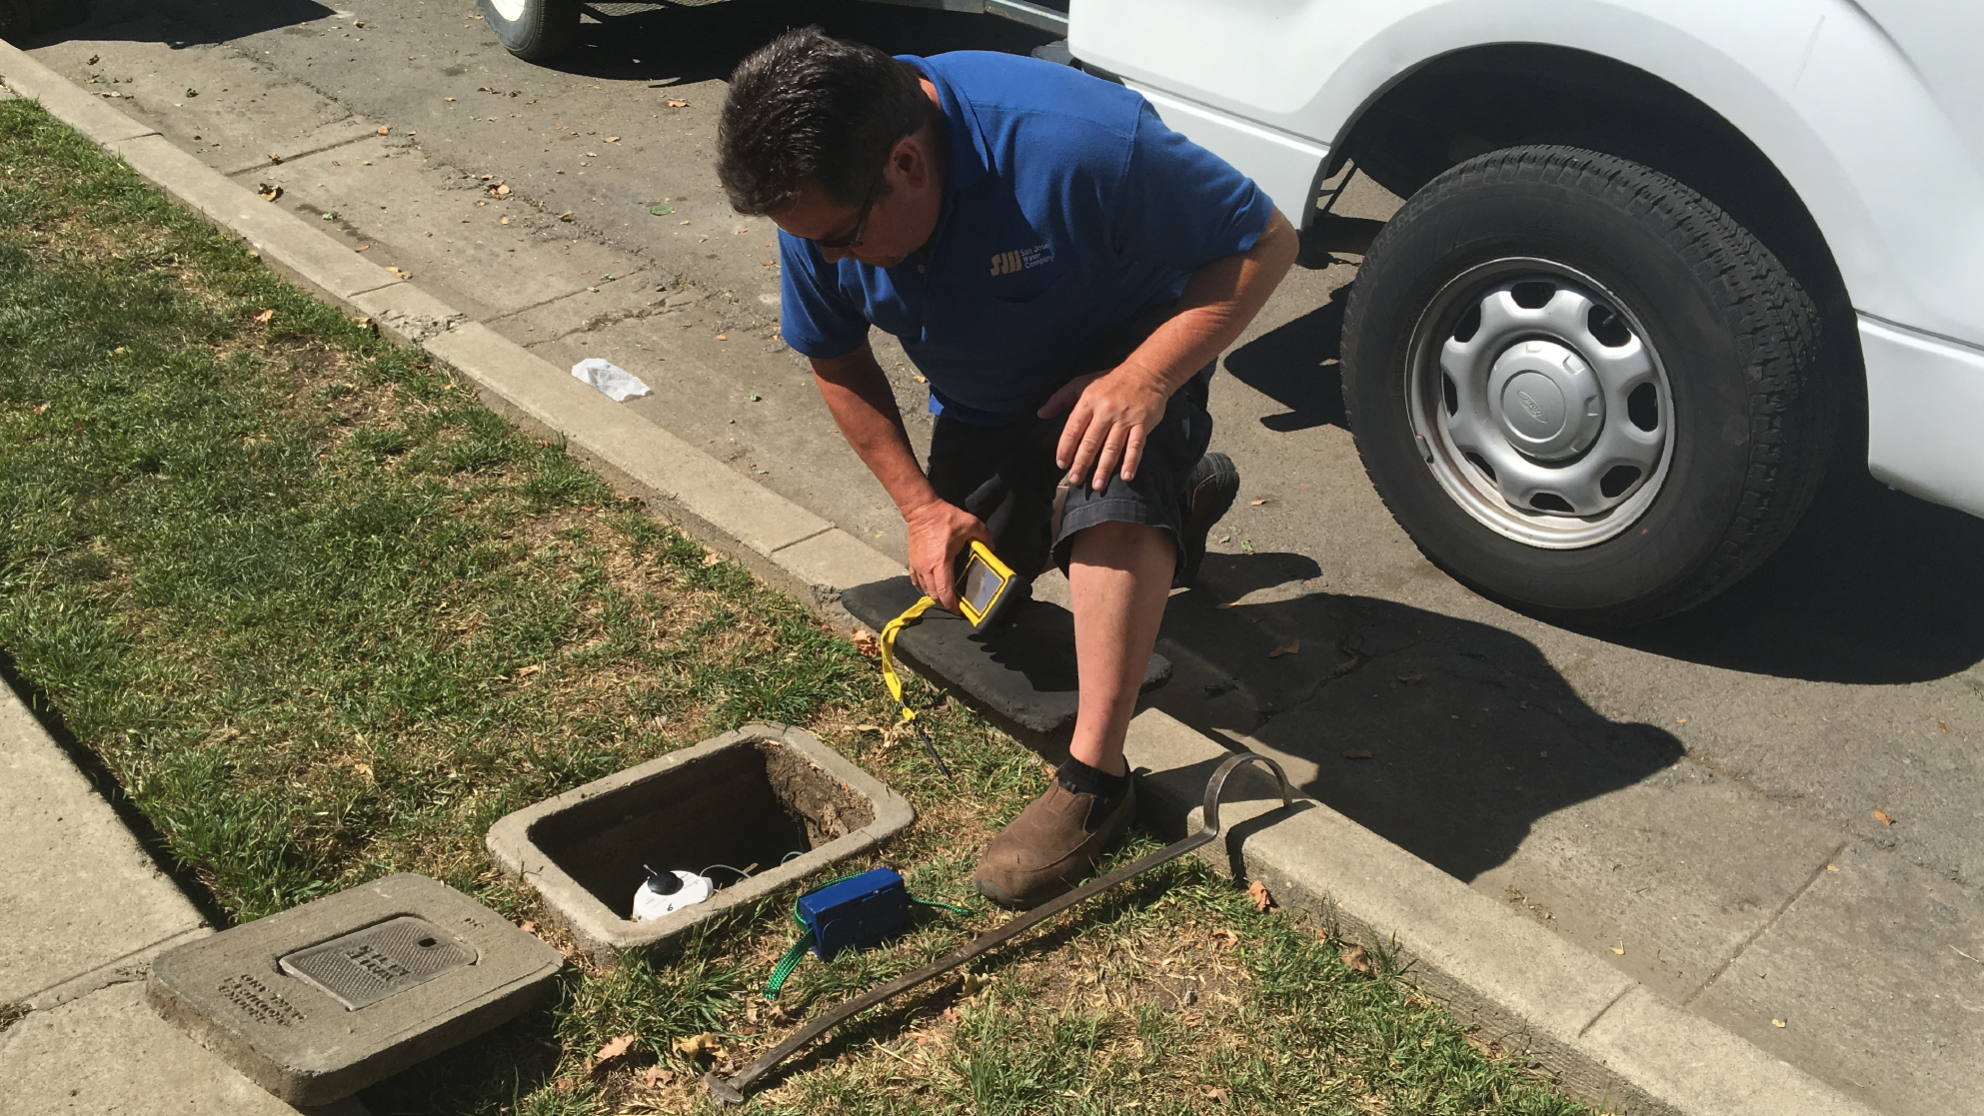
[796,867,913,960]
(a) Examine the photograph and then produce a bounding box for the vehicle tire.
[478,0,580,62]
[1340,146,1836,626]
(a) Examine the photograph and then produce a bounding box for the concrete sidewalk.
[0,681,365,1115]
[2,7,1978,1115]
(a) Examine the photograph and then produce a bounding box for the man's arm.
[1041,208,1300,488]
[811,343,990,609]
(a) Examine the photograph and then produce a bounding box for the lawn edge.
[0,39,1875,1116]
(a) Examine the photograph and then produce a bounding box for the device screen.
[960,554,1003,615]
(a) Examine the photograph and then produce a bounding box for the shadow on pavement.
[1153,553,1684,882]
[516,0,1055,85]
[1222,283,1349,432]
[25,0,336,46]
[1604,463,1984,684]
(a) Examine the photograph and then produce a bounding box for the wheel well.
[1337,45,1848,318]
[1335,43,1864,435]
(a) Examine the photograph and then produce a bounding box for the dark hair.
[718,27,928,216]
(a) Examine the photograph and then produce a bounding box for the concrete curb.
[0,39,1876,1116]
[1125,710,1879,1116]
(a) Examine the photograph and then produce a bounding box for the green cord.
[763,936,813,1000]
[761,876,973,999]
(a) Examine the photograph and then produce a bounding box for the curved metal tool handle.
[705,749,1298,1105]
[1197,751,1295,839]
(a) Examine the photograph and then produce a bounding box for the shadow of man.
[1152,551,1684,883]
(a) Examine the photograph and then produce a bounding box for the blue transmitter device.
[795,867,913,960]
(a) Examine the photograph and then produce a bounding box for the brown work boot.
[973,776,1137,909]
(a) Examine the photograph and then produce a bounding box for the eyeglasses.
[812,175,884,252]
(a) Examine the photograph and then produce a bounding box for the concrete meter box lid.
[485,723,915,957]
[146,873,562,1106]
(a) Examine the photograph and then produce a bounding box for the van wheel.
[1340,146,1836,625]
[479,0,580,62]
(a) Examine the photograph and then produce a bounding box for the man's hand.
[1039,365,1171,491]
[904,497,992,611]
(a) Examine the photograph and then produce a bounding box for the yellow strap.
[879,595,937,723]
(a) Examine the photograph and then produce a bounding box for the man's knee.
[1067,520,1173,567]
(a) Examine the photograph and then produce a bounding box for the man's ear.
[892,133,934,191]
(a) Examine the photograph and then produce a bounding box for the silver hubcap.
[1407,259,1673,549]
[490,0,529,21]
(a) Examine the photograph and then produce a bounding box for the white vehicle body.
[1070,0,1984,519]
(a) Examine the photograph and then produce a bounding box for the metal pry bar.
[705,751,1297,1105]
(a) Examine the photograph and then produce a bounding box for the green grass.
[0,98,1599,1116]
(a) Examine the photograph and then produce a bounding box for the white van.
[1072,1,1984,623]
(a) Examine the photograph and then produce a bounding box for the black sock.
[1056,756,1129,801]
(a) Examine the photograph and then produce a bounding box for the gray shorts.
[925,305,1214,582]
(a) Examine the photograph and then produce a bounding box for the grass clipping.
[0,100,1593,1116]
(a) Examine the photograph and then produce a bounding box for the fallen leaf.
[666,98,689,108]
[500,216,509,224]
[354,244,370,252]
[112,346,128,355]
[1676,716,1689,724]
[700,551,723,568]
[851,628,880,658]
[959,969,993,997]
[1341,748,1372,760]
[649,205,674,216]
[855,723,884,733]
[941,1006,962,1024]
[594,1034,638,1063]
[604,135,620,142]
[1248,879,1274,912]
[673,1032,722,1061]
[1203,1086,1230,1102]
[258,183,282,201]
[1825,864,1838,872]
[1874,808,1894,826]
[1611,945,1625,955]
[253,309,275,323]
[553,1077,576,1093]
[87,54,98,64]
[517,664,541,677]
[640,1065,674,1088]
[558,210,574,222]
[490,183,511,199]
[1396,673,1422,685]
[1771,1018,1786,1028]
[1340,944,1374,976]
[376,125,390,135]
[34,402,50,413]
[1940,721,1948,731]
[268,153,282,165]
[912,374,928,383]
[1249,497,1272,506]
[444,96,456,102]
[386,266,411,279]
[519,920,537,934]
[1269,640,1300,658]
[351,762,373,781]
[185,87,197,97]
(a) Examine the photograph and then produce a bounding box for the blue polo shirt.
[777,51,1274,426]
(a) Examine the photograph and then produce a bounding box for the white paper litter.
[571,357,651,401]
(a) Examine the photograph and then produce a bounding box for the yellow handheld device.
[955,541,1018,630]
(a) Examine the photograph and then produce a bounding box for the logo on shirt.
[989,244,1054,277]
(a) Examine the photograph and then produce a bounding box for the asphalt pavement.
[13,1,1984,1111]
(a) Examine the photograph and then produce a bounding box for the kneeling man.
[717,28,1297,908]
